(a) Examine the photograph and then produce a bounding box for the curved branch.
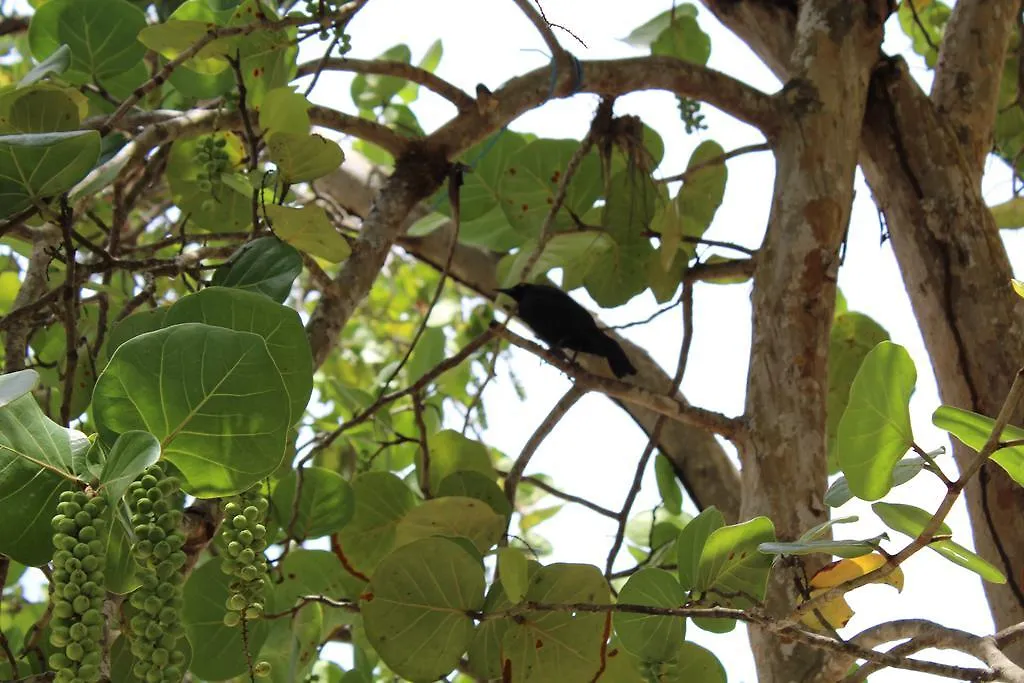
[295,58,475,111]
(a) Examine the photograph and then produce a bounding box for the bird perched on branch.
[497,283,637,378]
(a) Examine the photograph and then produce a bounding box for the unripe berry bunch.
[218,488,270,628]
[125,464,188,683]
[48,490,107,683]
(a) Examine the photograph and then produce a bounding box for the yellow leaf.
[799,553,904,631]
[1012,279,1024,299]
[265,204,351,262]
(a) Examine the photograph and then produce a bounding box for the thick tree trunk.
[739,2,885,681]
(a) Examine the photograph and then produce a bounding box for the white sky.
[298,1,1024,681]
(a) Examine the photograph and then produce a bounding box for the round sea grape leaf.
[271,467,354,539]
[260,86,312,138]
[497,547,529,603]
[335,471,418,577]
[466,561,541,679]
[419,429,494,496]
[498,231,613,287]
[351,43,413,109]
[0,131,101,219]
[695,517,775,597]
[621,5,699,47]
[394,496,505,554]
[166,137,253,233]
[0,394,77,565]
[210,236,303,303]
[457,206,526,251]
[614,568,686,662]
[92,323,292,497]
[260,599,323,683]
[29,0,147,80]
[502,563,611,683]
[825,457,926,508]
[836,341,916,501]
[827,312,890,473]
[164,287,313,425]
[583,236,654,308]
[450,131,529,222]
[104,308,168,360]
[657,642,727,683]
[361,537,485,682]
[651,14,711,65]
[436,470,512,518]
[267,132,345,183]
[0,84,85,133]
[498,139,602,239]
[183,557,270,680]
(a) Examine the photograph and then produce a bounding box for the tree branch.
[295,58,475,111]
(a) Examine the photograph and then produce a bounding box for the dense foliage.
[1,0,1023,681]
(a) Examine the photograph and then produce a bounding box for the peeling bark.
[740,1,885,680]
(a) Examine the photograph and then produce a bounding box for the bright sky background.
[297,1,1024,680]
[8,0,1023,680]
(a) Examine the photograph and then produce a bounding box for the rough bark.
[313,159,743,520]
[739,1,885,680]
[705,0,1024,666]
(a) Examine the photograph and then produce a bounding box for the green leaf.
[210,236,302,303]
[335,472,418,576]
[827,312,890,472]
[28,0,147,79]
[933,405,1024,487]
[259,86,312,138]
[897,0,950,68]
[452,131,528,223]
[20,44,72,85]
[105,309,167,360]
[271,467,354,539]
[872,502,1006,583]
[0,131,101,219]
[502,563,611,683]
[497,547,529,603]
[655,454,683,515]
[672,141,727,257]
[394,496,505,554]
[0,369,38,407]
[164,287,313,426]
[267,132,345,183]
[419,429,494,496]
[459,206,526,251]
[228,0,297,107]
[989,197,1024,229]
[0,394,76,565]
[362,537,485,682]
[621,5,699,47]
[136,21,233,75]
[398,39,443,103]
[183,557,271,680]
[265,203,351,262]
[498,139,602,240]
[498,231,613,287]
[584,236,654,308]
[166,136,253,233]
[92,323,291,497]
[758,538,879,559]
[101,503,140,594]
[693,516,775,629]
[825,456,927,507]
[657,641,727,683]
[651,13,711,65]
[614,568,686,662]
[436,470,513,518]
[97,431,159,506]
[836,341,916,500]
[0,83,86,133]
[676,506,724,591]
[351,43,412,109]
[407,326,445,385]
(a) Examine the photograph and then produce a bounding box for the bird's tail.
[596,334,637,378]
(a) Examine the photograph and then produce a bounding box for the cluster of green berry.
[125,465,188,683]
[193,135,231,195]
[49,490,107,683]
[218,488,270,628]
[677,96,707,134]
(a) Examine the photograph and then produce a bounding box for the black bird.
[497,283,637,378]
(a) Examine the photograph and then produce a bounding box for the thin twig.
[495,470,618,518]
[296,58,474,111]
[503,385,587,523]
[510,0,565,60]
[658,142,770,184]
[413,391,431,497]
